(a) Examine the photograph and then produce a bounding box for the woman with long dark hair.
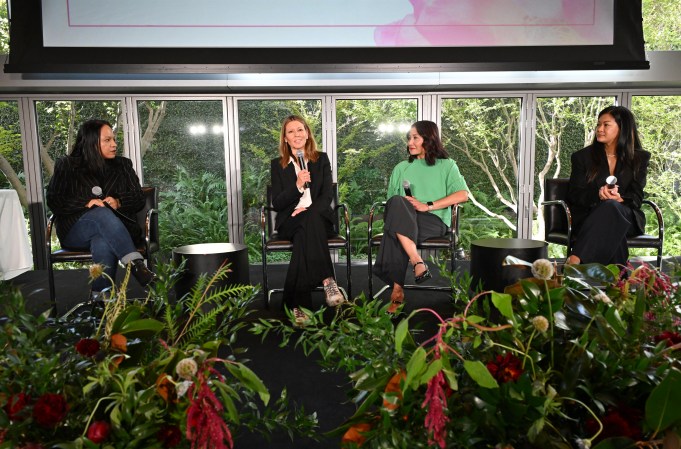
[373,120,469,313]
[269,115,344,317]
[46,119,156,298]
[566,105,650,265]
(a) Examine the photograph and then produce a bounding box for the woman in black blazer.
[566,106,650,266]
[270,115,344,314]
[46,119,156,297]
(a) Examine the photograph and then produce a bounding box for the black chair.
[46,186,160,312]
[542,177,664,267]
[367,201,461,299]
[260,183,351,309]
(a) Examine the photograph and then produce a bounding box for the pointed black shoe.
[130,259,157,287]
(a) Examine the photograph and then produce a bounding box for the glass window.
[441,97,522,252]
[335,98,418,259]
[631,95,681,258]
[139,100,226,255]
[642,0,681,51]
[238,99,323,261]
[531,96,616,258]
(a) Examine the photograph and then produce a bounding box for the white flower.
[531,259,554,280]
[593,291,613,305]
[532,316,549,333]
[176,380,193,398]
[175,358,198,380]
[575,438,591,449]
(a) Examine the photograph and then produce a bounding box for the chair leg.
[262,256,269,310]
[367,246,373,299]
[47,259,57,315]
[346,249,352,300]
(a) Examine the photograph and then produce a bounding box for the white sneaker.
[324,280,345,307]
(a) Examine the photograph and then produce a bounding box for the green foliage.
[158,167,229,254]
[254,262,681,448]
[642,0,681,50]
[0,264,317,447]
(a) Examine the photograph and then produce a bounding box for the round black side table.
[470,238,548,293]
[172,243,250,299]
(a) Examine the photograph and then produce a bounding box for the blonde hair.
[278,115,319,168]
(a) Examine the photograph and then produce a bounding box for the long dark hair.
[587,106,644,182]
[408,120,449,165]
[278,115,319,168]
[68,119,113,174]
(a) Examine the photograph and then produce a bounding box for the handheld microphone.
[402,180,412,197]
[92,186,103,199]
[296,150,309,189]
[606,175,617,189]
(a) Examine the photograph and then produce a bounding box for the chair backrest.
[266,183,341,237]
[543,178,570,234]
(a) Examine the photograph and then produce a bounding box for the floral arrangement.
[253,260,681,448]
[0,262,317,448]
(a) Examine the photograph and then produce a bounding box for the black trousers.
[572,200,636,265]
[372,196,446,287]
[278,208,335,309]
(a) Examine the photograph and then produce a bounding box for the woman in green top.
[373,120,469,313]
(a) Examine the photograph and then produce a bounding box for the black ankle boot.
[130,259,156,287]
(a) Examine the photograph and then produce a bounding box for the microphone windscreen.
[402,180,412,197]
[92,186,103,197]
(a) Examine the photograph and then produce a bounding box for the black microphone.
[402,180,412,197]
[296,150,309,189]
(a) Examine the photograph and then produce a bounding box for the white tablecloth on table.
[0,189,33,280]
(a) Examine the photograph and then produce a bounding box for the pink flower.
[186,365,233,449]
[87,421,111,444]
[421,371,450,449]
[32,393,68,428]
[75,338,101,357]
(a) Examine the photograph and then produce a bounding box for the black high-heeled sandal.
[413,261,432,284]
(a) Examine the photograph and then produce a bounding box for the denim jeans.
[61,206,141,292]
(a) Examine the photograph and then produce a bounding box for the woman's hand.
[103,196,120,209]
[406,196,429,212]
[599,185,623,202]
[296,169,311,190]
[292,207,307,217]
[86,197,120,209]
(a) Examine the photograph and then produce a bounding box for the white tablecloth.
[0,189,33,280]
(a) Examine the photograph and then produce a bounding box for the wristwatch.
[427,201,434,211]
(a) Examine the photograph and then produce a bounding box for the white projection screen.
[42,0,614,48]
[6,0,647,73]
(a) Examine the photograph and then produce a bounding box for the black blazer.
[567,145,650,234]
[270,151,333,231]
[46,156,146,243]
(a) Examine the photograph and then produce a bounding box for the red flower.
[32,393,68,428]
[157,424,183,448]
[421,371,450,449]
[75,338,101,357]
[87,421,111,444]
[585,404,642,442]
[4,392,31,421]
[486,353,524,383]
[654,331,681,348]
